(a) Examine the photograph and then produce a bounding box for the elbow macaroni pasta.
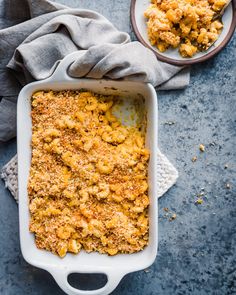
[144,0,226,57]
[28,90,149,257]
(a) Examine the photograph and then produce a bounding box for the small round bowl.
[130,0,236,65]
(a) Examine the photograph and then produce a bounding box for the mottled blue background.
[0,0,235,294]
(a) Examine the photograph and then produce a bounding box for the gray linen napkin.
[0,0,190,141]
[0,0,181,201]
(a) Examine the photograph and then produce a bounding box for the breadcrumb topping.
[28,90,149,257]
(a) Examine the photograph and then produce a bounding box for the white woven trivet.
[1,150,178,202]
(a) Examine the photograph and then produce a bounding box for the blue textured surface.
[0,1,236,294]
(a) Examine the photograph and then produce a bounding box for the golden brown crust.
[28,90,149,257]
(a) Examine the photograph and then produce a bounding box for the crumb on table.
[192,156,197,162]
[199,144,205,152]
[169,213,177,221]
[195,198,203,205]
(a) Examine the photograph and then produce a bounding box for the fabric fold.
[0,0,189,142]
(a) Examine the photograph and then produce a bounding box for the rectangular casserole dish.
[17,52,158,295]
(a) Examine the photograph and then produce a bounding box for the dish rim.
[130,0,236,66]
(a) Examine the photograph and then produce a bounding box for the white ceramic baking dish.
[17,52,158,295]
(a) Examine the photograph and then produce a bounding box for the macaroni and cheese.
[28,90,149,257]
[144,0,226,57]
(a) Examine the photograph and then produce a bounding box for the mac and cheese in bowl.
[28,90,149,257]
[144,0,226,57]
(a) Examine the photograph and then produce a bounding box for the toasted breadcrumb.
[199,144,205,152]
[169,213,177,221]
[28,90,149,257]
[192,156,197,162]
[195,198,203,205]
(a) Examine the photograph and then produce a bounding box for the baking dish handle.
[51,51,86,82]
[51,269,124,295]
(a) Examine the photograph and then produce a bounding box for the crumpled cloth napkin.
[0,0,190,141]
[0,0,181,199]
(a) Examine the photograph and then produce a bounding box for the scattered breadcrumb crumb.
[224,164,228,169]
[144,268,150,273]
[164,121,175,126]
[162,208,177,222]
[199,144,205,152]
[195,198,203,205]
[192,156,197,162]
[169,213,177,221]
